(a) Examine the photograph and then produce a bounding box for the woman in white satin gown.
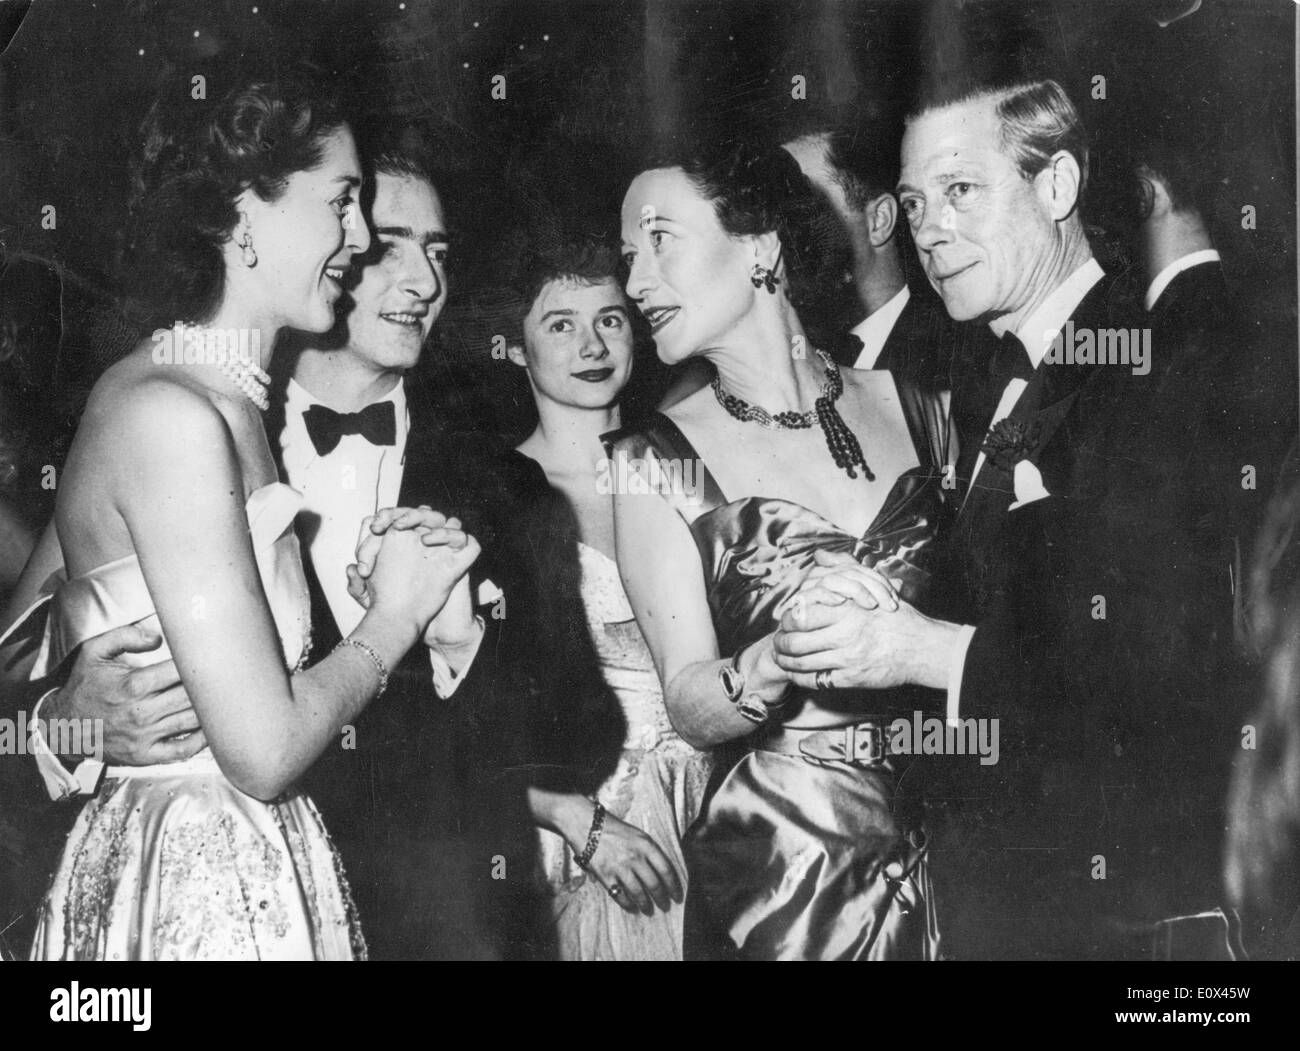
[0,70,477,961]
[501,235,714,960]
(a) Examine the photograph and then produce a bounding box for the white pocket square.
[1009,459,1051,510]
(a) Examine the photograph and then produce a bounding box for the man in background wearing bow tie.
[773,76,1254,959]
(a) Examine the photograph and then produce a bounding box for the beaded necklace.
[711,349,875,481]
[215,352,271,412]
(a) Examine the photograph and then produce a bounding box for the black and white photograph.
[0,0,1296,990]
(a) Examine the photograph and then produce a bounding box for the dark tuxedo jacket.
[268,377,623,960]
[0,675,80,959]
[1149,261,1294,549]
[930,272,1252,960]
[1148,260,1230,355]
[873,287,959,392]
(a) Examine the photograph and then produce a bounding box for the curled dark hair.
[497,226,624,349]
[640,139,842,311]
[360,123,441,188]
[121,66,348,326]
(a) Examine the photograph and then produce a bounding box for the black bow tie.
[302,400,397,457]
[991,330,1036,388]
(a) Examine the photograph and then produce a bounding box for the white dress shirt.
[946,256,1106,723]
[281,377,479,698]
[1144,249,1221,311]
[850,285,911,369]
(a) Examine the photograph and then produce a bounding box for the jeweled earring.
[240,232,257,268]
[749,263,779,294]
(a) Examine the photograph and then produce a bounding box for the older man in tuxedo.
[773,77,1246,959]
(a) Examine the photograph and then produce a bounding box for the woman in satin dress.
[605,141,954,960]
[0,70,478,960]
[489,228,714,958]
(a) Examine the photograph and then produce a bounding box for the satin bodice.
[5,482,311,679]
[603,377,952,712]
[687,470,944,658]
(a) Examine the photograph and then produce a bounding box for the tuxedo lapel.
[952,276,1130,607]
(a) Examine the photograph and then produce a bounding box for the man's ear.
[1036,150,1083,222]
[1136,165,1168,221]
[505,342,528,369]
[866,193,898,247]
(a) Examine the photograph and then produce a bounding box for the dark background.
[0,0,1295,460]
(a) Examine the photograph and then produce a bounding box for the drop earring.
[749,263,779,294]
[240,232,257,268]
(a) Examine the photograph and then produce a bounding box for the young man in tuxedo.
[2,136,579,960]
[772,78,1248,959]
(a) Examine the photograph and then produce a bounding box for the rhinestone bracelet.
[334,637,390,697]
[573,800,607,870]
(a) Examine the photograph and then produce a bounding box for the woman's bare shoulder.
[86,344,228,438]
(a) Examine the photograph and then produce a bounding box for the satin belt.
[755,719,900,767]
[684,748,941,960]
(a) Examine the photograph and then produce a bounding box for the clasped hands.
[346,505,482,650]
[771,548,935,692]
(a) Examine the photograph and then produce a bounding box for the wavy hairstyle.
[120,66,348,327]
[497,227,625,350]
[906,77,1089,204]
[641,138,844,312]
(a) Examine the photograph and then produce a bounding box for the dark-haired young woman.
[606,142,954,960]
[473,225,713,960]
[1,72,475,960]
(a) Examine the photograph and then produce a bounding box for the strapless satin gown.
[3,483,365,960]
[604,377,951,960]
[535,542,714,960]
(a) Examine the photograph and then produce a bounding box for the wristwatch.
[719,647,779,725]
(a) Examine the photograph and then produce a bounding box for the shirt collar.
[849,285,911,369]
[282,374,409,467]
[1145,249,1222,311]
[286,375,407,419]
[989,256,1105,368]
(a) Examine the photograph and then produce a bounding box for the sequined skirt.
[30,750,366,961]
[683,748,941,960]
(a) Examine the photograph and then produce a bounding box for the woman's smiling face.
[517,276,634,410]
[239,124,370,334]
[620,167,759,365]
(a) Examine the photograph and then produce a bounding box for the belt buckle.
[846,722,886,766]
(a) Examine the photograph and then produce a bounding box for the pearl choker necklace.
[214,352,271,411]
